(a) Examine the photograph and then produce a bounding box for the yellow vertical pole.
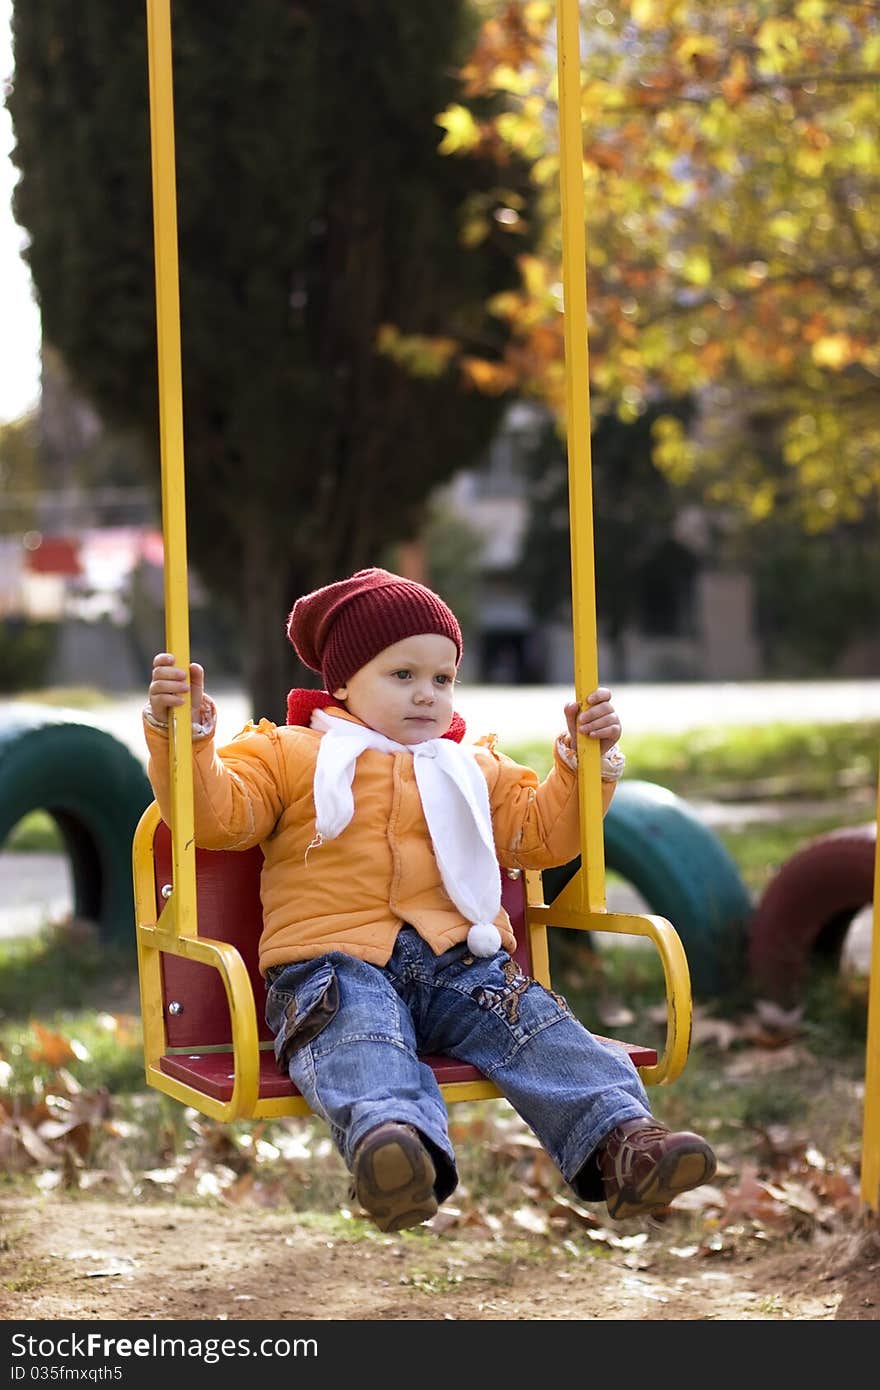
[860,762,880,1211]
[145,0,197,936]
[556,0,605,913]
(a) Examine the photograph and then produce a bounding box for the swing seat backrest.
[133,803,660,1122]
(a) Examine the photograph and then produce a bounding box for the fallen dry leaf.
[29,1023,85,1068]
[512,1204,549,1234]
[724,1044,811,1077]
[550,1192,602,1228]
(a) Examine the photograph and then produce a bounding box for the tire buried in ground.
[542,780,753,1000]
[0,706,152,944]
[747,822,876,1004]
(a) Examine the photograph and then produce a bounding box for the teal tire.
[542,780,753,1000]
[0,705,152,945]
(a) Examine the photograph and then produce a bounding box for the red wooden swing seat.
[134,804,663,1122]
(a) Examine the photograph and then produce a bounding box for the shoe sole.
[353,1127,438,1233]
[608,1142,717,1220]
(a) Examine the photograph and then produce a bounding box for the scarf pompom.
[467,923,502,957]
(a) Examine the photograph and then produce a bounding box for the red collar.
[285,688,466,743]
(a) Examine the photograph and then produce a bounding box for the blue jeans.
[265,926,652,1204]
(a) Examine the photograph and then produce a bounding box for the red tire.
[747,823,876,1003]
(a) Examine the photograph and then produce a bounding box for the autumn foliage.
[436,1,880,531]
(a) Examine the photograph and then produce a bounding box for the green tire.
[543,780,753,1000]
[0,705,152,945]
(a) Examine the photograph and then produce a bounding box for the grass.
[0,927,144,1095]
[0,924,135,1022]
[7,686,115,709]
[4,809,62,852]
[504,718,880,801]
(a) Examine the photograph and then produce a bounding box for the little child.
[144,567,716,1232]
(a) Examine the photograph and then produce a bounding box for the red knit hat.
[287,567,462,692]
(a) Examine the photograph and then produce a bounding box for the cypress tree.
[8,1,534,716]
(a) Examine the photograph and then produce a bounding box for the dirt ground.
[2,900,878,1329]
[1,1190,878,1323]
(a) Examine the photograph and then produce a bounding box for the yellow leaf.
[487,291,522,320]
[518,253,550,300]
[681,251,712,287]
[811,334,853,369]
[795,147,829,177]
[459,357,515,395]
[848,135,878,170]
[531,153,558,186]
[674,34,721,67]
[461,215,489,249]
[795,0,827,22]
[497,109,544,158]
[436,104,479,155]
[767,213,802,242]
[523,1,553,31]
[631,0,662,26]
[375,325,458,378]
[490,63,532,98]
[756,18,799,62]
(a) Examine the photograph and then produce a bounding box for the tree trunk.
[241,516,301,725]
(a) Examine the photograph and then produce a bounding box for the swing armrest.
[525,903,692,1086]
[137,923,262,1120]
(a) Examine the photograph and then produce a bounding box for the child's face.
[333,633,458,744]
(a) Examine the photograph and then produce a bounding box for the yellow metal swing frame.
[135,0,709,1135]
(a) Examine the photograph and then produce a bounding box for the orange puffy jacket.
[144,704,616,975]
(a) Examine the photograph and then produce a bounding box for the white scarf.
[308,708,503,956]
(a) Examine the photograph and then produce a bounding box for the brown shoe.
[352,1122,438,1233]
[597,1118,717,1220]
